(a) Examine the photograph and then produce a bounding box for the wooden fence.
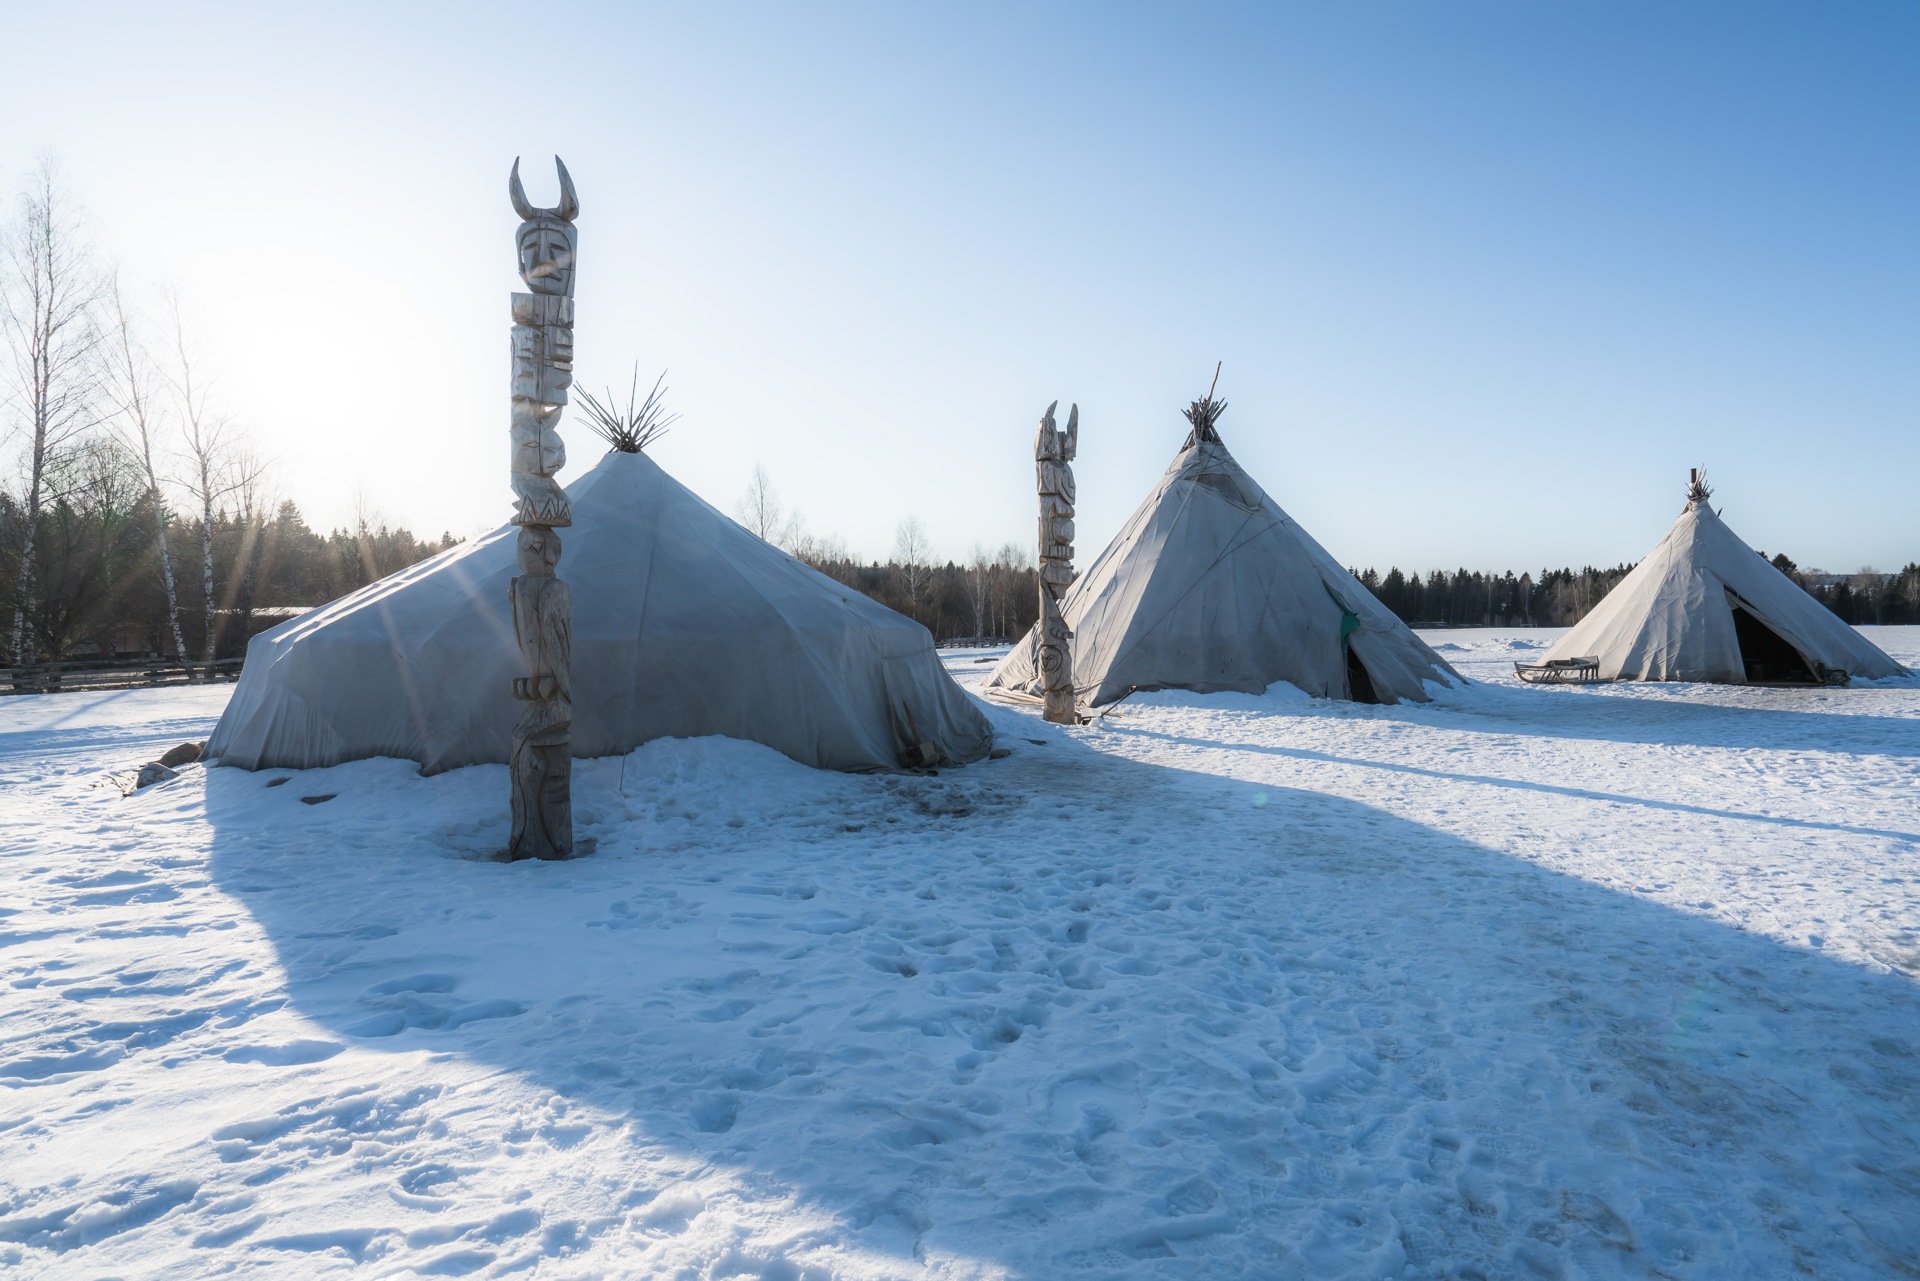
[3,657,245,695]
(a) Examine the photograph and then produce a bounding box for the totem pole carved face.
[516,222,578,297]
[516,525,563,576]
[509,156,580,299]
[511,407,568,475]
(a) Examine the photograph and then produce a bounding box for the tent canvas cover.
[1541,480,1908,684]
[207,450,995,774]
[986,430,1460,709]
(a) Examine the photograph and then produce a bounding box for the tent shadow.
[1109,724,1920,847]
[201,722,1920,1278]
[1430,679,1920,758]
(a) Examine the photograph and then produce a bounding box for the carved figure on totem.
[509,156,578,530]
[1036,400,1078,587]
[1035,400,1079,725]
[509,527,572,856]
[506,157,578,860]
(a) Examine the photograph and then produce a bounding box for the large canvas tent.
[1541,473,1907,685]
[207,450,995,774]
[985,401,1459,709]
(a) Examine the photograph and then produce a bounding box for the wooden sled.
[1514,656,1602,684]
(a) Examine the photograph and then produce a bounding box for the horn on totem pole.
[508,157,537,221]
[508,156,579,223]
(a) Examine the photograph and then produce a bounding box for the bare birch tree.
[165,294,259,665]
[788,526,848,569]
[991,540,1029,638]
[964,543,992,638]
[227,445,276,639]
[1,159,103,664]
[736,463,803,548]
[103,274,188,660]
[893,515,932,614]
[349,489,386,583]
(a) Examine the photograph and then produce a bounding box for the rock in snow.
[132,761,179,790]
[156,741,205,769]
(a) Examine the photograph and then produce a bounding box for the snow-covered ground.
[3,629,1918,1280]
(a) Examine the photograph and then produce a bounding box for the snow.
[3,628,1918,1279]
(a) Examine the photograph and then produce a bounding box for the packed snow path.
[2,630,1917,1279]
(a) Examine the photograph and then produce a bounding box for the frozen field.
[2,628,1917,1280]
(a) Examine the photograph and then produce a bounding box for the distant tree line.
[10,437,1917,667]
[730,468,1042,644]
[1347,557,1920,629]
[1353,565,1636,628]
[0,453,454,663]
[805,546,1041,646]
[1755,554,1920,627]
[807,553,1920,642]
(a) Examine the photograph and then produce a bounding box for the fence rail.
[3,658,245,695]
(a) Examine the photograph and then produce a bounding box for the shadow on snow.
[198,710,1920,1280]
[1429,680,1920,758]
[1109,725,1920,848]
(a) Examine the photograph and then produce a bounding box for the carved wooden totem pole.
[506,157,578,860]
[1035,401,1080,724]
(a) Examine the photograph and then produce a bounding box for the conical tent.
[985,427,1460,709]
[208,450,995,774]
[1541,475,1907,684]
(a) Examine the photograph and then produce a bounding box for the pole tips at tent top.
[1687,468,1713,507]
[578,365,678,454]
[1182,361,1227,447]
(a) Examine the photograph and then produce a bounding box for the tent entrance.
[1327,585,1383,704]
[1730,605,1816,684]
[1345,644,1381,704]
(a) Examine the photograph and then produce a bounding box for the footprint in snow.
[221,1039,343,1066]
[341,975,527,1038]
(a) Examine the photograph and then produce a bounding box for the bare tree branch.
[736,463,804,550]
[102,272,190,664]
[1,157,106,662]
[164,291,259,663]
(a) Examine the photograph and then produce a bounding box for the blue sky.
[4,2,1915,573]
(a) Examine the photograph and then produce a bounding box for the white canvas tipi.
[207,450,995,774]
[1540,471,1907,684]
[985,396,1459,709]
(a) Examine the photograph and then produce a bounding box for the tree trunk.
[199,494,215,666]
[10,494,39,664]
[154,495,187,660]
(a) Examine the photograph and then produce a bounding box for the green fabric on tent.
[1325,585,1362,652]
